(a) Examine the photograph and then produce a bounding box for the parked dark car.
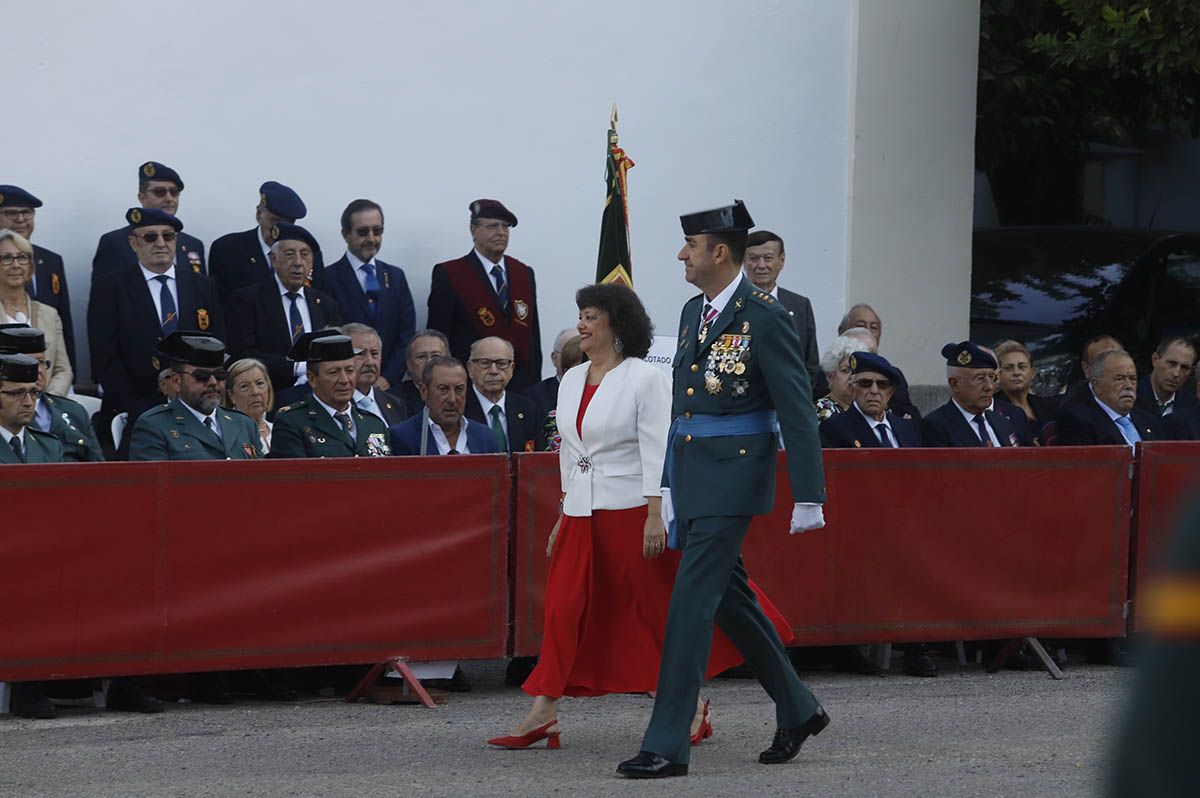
[970,227,1200,395]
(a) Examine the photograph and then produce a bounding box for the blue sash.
[664,410,778,549]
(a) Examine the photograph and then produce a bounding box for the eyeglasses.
[183,368,229,383]
[470,358,513,370]
[0,253,33,266]
[0,208,34,220]
[353,226,384,237]
[145,187,182,198]
[855,378,893,390]
[0,388,42,401]
[233,378,268,393]
[138,232,178,243]
[475,221,510,232]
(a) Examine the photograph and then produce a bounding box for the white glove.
[789,502,825,535]
[660,487,674,529]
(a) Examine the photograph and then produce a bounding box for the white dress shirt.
[346,250,379,294]
[275,274,313,382]
[257,227,274,271]
[854,402,897,447]
[179,398,223,441]
[0,424,26,451]
[953,398,1000,446]
[473,386,508,440]
[474,248,507,295]
[1094,396,1140,447]
[140,263,179,327]
[698,273,744,324]
[428,414,471,454]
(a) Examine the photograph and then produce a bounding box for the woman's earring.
[613,337,624,354]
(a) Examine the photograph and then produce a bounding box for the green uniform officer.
[129,331,262,461]
[618,201,829,780]
[0,324,104,462]
[269,330,391,458]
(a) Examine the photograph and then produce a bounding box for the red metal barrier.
[0,455,511,681]
[1132,441,1200,630]
[512,448,1131,655]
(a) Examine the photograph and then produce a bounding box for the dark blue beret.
[270,222,319,253]
[154,330,226,367]
[0,324,46,355]
[941,341,997,370]
[126,207,183,232]
[0,352,40,383]
[0,185,42,208]
[139,161,184,189]
[848,351,903,385]
[680,200,754,235]
[470,199,518,227]
[287,330,358,363]
[259,181,307,221]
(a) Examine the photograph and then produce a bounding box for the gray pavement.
[0,661,1128,797]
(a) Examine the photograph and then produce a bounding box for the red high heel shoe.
[690,699,713,746]
[487,719,561,750]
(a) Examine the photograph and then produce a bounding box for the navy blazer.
[395,380,424,417]
[93,227,207,277]
[323,255,416,385]
[208,228,327,305]
[522,375,559,422]
[1164,407,1200,440]
[388,413,499,456]
[227,278,341,395]
[920,400,1021,447]
[1134,374,1198,420]
[87,265,224,420]
[30,244,76,367]
[820,405,922,448]
[776,287,822,393]
[1054,398,1161,446]
[464,388,543,453]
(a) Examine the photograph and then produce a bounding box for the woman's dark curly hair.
[575,283,654,359]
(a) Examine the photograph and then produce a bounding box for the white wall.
[846,0,980,386]
[10,0,855,382]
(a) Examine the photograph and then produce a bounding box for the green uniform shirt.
[39,393,105,462]
[128,396,262,461]
[0,426,64,464]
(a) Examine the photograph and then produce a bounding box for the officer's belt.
[664,410,778,550]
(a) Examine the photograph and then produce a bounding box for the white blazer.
[558,358,671,517]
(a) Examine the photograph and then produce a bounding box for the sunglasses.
[855,378,893,390]
[139,231,178,243]
[353,226,384,237]
[184,368,229,382]
[146,187,182,198]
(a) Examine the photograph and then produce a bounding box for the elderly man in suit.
[921,342,1020,448]
[87,207,224,449]
[1056,349,1160,447]
[0,185,76,367]
[228,223,341,399]
[522,327,576,422]
[396,329,449,417]
[208,181,326,303]
[324,199,415,388]
[742,230,820,391]
[819,352,921,449]
[389,356,498,456]
[343,322,409,427]
[93,162,206,277]
[269,331,390,458]
[464,336,540,453]
[427,199,543,392]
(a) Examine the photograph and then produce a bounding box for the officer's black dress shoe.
[106,678,164,714]
[11,683,57,719]
[616,751,688,779]
[759,707,830,765]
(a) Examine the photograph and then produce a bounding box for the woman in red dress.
[488,285,794,750]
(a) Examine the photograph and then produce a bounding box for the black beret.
[848,351,904,385]
[680,200,754,235]
[126,207,184,232]
[288,330,358,363]
[154,331,226,368]
[0,324,46,355]
[0,185,42,208]
[259,181,308,221]
[941,341,998,370]
[139,161,184,189]
[270,222,319,253]
[469,199,518,227]
[0,353,40,383]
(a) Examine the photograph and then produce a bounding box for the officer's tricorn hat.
[469,199,518,227]
[258,181,308,222]
[0,324,46,355]
[0,353,40,383]
[126,206,184,232]
[288,330,359,363]
[680,200,755,235]
[849,351,904,386]
[941,341,997,370]
[0,185,42,209]
[154,330,227,368]
[139,161,184,189]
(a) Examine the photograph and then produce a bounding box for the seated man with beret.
[389,355,498,456]
[819,352,921,448]
[92,161,207,277]
[269,331,390,458]
[129,331,262,461]
[0,324,102,461]
[921,342,1020,448]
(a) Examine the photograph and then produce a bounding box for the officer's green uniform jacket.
[128,396,262,461]
[267,394,391,459]
[40,393,104,462]
[665,277,825,522]
[0,427,64,464]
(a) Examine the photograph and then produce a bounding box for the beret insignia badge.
[260,191,268,206]
[848,355,857,370]
[270,224,280,241]
[142,162,156,177]
[130,208,142,224]
[957,350,972,366]
[478,307,496,327]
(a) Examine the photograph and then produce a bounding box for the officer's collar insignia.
[735,298,744,309]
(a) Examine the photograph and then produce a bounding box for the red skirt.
[522,506,795,698]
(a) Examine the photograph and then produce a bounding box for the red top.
[577,383,600,437]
